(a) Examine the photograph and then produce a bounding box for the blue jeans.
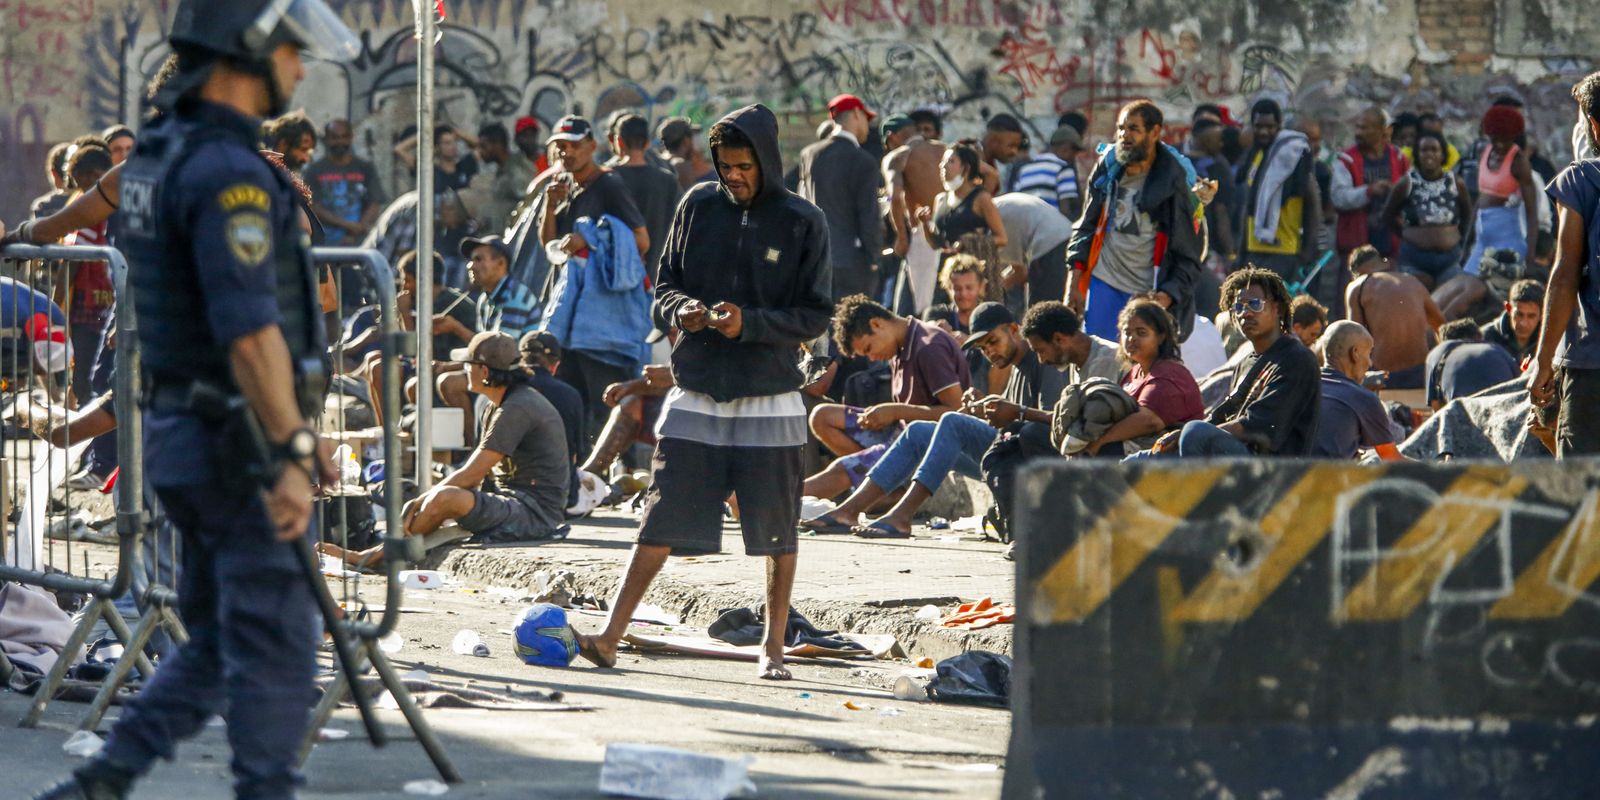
[1084,276,1134,342]
[1177,420,1253,456]
[1464,205,1526,276]
[866,414,997,493]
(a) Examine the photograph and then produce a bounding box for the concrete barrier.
[1004,460,1600,799]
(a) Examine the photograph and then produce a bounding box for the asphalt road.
[5,575,1009,799]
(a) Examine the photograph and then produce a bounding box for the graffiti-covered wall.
[0,0,1592,223]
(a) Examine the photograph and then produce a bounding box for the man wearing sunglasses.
[1151,267,1321,457]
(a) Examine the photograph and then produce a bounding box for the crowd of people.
[7,60,1600,676]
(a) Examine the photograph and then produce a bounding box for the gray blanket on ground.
[1398,379,1549,462]
[0,581,74,680]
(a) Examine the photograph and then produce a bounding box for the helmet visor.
[251,0,360,63]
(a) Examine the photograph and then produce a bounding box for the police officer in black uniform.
[33,2,358,799]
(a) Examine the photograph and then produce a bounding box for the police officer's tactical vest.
[123,109,326,419]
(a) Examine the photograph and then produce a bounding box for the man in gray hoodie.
[577,105,833,681]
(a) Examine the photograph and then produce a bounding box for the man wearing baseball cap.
[803,301,1067,539]
[799,93,884,301]
[656,116,714,190]
[513,116,550,172]
[402,331,571,546]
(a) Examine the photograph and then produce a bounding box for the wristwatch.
[273,427,318,467]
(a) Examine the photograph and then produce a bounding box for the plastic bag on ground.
[926,651,1011,707]
[598,743,755,800]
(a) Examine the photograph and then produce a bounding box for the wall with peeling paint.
[0,0,1592,224]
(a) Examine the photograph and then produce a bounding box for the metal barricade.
[0,243,456,783]
[297,247,458,783]
[0,244,154,726]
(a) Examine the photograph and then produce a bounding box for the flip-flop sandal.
[851,520,911,539]
[798,516,855,534]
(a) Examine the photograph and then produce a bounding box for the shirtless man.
[1344,244,1445,390]
[881,113,946,312]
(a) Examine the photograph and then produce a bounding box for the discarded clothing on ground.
[927,651,1011,707]
[1050,377,1138,455]
[938,597,1015,630]
[329,676,586,712]
[622,632,893,662]
[709,605,865,652]
[0,581,75,684]
[1398,378,1548,462]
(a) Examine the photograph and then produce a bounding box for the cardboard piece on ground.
[622,633,885,662]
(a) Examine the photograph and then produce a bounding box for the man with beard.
[305,118,387,245]
[261,108,316,172]
[1065,99,1203,342]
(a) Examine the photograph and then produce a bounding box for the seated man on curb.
[578,361,674,484]
[427,234,538,445]
[975,301,1123,539]
[1143,267,1322,457]
[1313,320,1403,460]
[399,331,571,546]
[803,295,968,500]
[520,331,587,510]
[800,302,1069,538]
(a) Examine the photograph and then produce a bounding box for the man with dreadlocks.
[1147,267,1321,457]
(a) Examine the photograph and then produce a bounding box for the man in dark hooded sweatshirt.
[577,105,833,680]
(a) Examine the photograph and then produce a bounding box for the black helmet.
[170,0,358,63]
[158,0,357,114]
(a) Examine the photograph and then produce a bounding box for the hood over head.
[709,104,785,206]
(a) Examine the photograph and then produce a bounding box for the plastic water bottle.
[452,629,490,658]
[332,444,360,487]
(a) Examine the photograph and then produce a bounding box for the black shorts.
[1556,367,1600,458]
[637,437,802,557]
[458,487,563,543]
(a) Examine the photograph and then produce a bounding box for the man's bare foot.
[576,630,618,668]
[797,511,856,534]
[757,653,792,681]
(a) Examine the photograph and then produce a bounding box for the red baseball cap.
[515,116,539,135]
[827,94,876,120]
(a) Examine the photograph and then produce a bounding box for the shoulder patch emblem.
[765,248,782,264]
[219,184,270,212]
[226,213,272,267]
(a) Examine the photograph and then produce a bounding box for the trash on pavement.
[319,727,350,741]
[399,570,445,590]
[402,778,450,796]
[377,631,404,653]
[878,707,903,717]
[893,669,935,702]
[631,603,681,626]
[598,743,756,800]
[842,701,867,711]
[709,606,864,652]
[938,597,1015,630]
[913,604,942,621]
[914,656,935,668]
[62,730,103,758]
[513,604,578,666]
[902,761,1001,773]
[531,569,578,606]
[926,651,1011,707]
[451,629,491,657]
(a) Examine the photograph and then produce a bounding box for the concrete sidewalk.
[425,509,1017,661]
